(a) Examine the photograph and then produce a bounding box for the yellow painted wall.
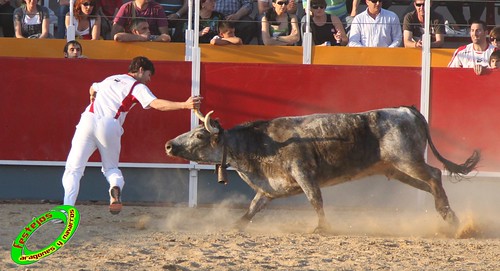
[0,38,455,67]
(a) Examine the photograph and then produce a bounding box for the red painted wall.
[429,68,500,172]
[1,57,498,172]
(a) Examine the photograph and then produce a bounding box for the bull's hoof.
[445,210,460,229]
[232,218,250,232]
[312,223,332,234]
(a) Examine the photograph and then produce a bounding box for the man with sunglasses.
[348,0,401,47]
[448,20,497,69]
[402,0,444,48]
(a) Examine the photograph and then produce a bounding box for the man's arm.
[347,17,363,47]
[114,32,148,42]
[111,23,126,38]
[403,30,417,48]
[388,16,402,48]
[432,33,444,48]
[226,0,252,21]
[149,96,202,111]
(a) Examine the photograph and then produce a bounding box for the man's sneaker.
[445,20,468,37]
[109,186,122,215]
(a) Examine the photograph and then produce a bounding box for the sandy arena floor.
[1,202,499,271]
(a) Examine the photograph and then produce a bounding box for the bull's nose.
[165,141,173,154]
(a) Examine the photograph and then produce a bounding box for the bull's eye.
[196,133,204,140]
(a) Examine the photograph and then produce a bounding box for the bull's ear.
[210,133,219,147]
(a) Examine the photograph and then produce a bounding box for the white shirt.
[69,16,96,37]
[87,74,157,125]
[348,8,402,48]
[448,43,497,68]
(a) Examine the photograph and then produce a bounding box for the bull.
[165,106,480,232]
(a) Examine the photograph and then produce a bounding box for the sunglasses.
[368,0,382,3]
[311,4,326,9]
[491,37,499,42]
[415,3,424,7]
[82,2,95,6]
[275,1,289,5]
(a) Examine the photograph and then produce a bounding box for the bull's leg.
[392,162,459,227]
[294,175,329,233]
[234,192,270,231]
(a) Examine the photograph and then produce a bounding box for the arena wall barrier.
[1,57,499,173]
[0,39,455,67]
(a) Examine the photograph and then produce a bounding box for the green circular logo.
[11,205,80,265]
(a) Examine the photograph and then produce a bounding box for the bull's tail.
[407,106,480,178]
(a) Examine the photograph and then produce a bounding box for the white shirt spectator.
[448,43,497,68]
[348,8,402,47]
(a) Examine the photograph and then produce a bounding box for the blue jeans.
[56,5,69,39]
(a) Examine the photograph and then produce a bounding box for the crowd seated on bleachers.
[0,0,498,49]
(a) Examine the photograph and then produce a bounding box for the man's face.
[470,23,487,44]
[366,0,382,15]
[132,22,151,36]
[137,69,152,84]
[66,44,82,58]
[414,0,426,17]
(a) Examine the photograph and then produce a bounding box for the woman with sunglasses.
[65,0,101,40]
[261,0,299,45]
[306,0,347,46]
[489,26,500,50]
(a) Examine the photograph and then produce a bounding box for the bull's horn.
[193,108,206,122]
[204,110,219,134]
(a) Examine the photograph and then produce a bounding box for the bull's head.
[165,110,224,164]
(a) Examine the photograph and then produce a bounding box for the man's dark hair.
[469,20,487,31]
[130,18,148,32]
[128,56,155,75]
[63,40,82,55]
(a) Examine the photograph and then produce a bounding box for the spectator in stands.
[402,0,444,48]
[114,18,171,41]
[304,0,348,46]
[489,26,500,49]
[13,0,51,38]
[64,40,87,58]
[197,0,225,43]
[0,0,15,37]
[56,0,70,38]
[474,50,500,75]
[489,50,500,69]
[95,0,121,39]
[156,0,187,41]
[210,21,242,45]
[66,0,102,40]
[172,0,224,43]
[442,1,485,33]
[111,0,169,38]
[348,0,401,47]
[448,20,496,69]
[261,0,300,45]
[214,0,256,44]
[301,0,348,25]
[259,0,296,16]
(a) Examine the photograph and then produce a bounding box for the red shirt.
[113,1,168,35]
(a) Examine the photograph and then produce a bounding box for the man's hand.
[185,96,203,110]
[474,64,486,75]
